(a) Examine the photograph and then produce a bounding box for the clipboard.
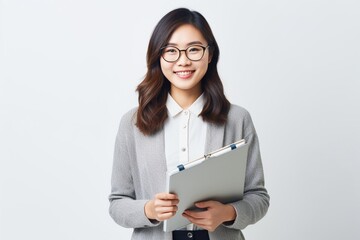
[163,140,249,232]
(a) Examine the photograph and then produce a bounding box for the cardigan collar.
[205,122,225,153]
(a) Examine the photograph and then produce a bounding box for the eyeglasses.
[160,45,209,62]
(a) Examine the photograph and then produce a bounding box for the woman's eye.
[188,47,201,53]
[165,48,177,53]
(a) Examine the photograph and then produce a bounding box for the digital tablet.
[163,140,249,232]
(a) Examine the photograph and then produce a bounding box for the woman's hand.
[182,201,236,232]
[145,193,179,221]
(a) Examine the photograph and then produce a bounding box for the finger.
[154,199,179,207]
[157,211,177,221]
[183,209,208,219]
[155,206,178,214]
[155,193,179,200]
[182,212,197,222]
[183,214,218,232]
[182,213,208,225]
[195,201,217,208]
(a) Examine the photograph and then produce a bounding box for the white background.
[1,0,359,239]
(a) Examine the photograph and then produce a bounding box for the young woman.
[109,8,269,240]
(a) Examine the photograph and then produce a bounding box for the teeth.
[176,71,193,76]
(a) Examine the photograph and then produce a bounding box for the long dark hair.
[136,8,230,135]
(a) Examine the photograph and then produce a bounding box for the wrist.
[223,204,236,223]
[144,200,155,220]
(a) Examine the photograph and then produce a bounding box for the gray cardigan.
[109,105,270,240]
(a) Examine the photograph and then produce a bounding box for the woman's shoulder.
[227,104,256,137]
[119,107,138,128]
[228,104,251,121]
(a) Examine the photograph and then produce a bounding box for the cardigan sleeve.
[108,111,160,228]
[224,109,270,230]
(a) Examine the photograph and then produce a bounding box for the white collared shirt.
[164,93,208,172]
[164,93,207,230]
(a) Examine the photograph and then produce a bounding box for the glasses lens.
[162,47,179,62]
[186,45,204,61]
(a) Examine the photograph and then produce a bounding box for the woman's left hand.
[182,201,236,232]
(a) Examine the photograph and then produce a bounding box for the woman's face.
[160,24,211,97]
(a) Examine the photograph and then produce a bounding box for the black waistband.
[172,230,209,240]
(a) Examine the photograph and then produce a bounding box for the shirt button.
[181,148,186,152]
[187,232,193,238]
[183,125,187,129]
[184,110,188,115]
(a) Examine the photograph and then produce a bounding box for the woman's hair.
[136,8,230,135]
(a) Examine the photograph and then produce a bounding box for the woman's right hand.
[144,193,179,221]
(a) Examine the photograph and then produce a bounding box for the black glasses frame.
[160,45,209,63]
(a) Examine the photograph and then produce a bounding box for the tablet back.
[163,142,249,232]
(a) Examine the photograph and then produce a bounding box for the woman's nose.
[177,51,191,66]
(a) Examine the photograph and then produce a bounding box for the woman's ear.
[208,47,213,63]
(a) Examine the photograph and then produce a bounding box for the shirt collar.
[166,94,183,117]
[166,93,205,117]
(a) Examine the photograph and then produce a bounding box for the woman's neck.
[170,88,202,109]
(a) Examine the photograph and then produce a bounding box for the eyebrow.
[166,41,205,46]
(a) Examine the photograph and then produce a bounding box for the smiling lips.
[174,70,195,79]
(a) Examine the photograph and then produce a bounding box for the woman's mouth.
[174,70,195,79]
